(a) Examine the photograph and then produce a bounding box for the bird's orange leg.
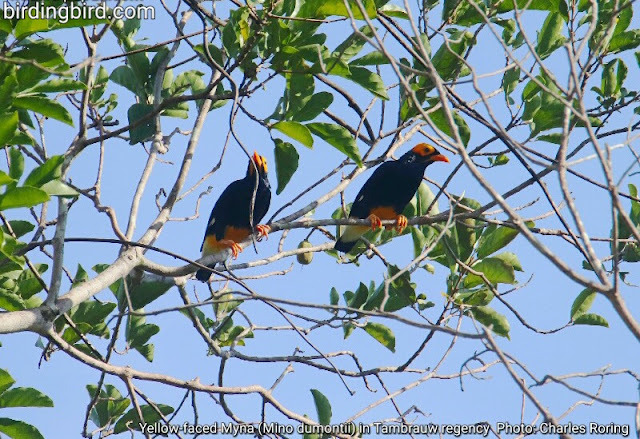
[219,239,243,259]
[367,214,383,231]
[394,214,408,233]
[255,224,271,242]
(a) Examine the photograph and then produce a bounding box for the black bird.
[196,151,271,281]
[334,143,449,253]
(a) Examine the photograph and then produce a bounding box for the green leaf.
[129,281,172,310]
[70,301,117,328]
[110,65,144,97]
[451,197,482,262]
[536,13,566,59]
[601,60,617,97]
[126,315,160,357]
[28,79,87,93]
[2,221,34,239]
[8,147,24,180]
[0,67,18,106]
[350,51,390,66]
[347,282,369,309]
[179,307,214,331]
[14,17,107,38]
[456,288,494,306]
[307,123,362,166]
[330,287,339,305]
[468,306,510,338]
[570,288,596,320]
[502,66,520,99]
[0,369,15,394]
[522,95,541,121]
[493,251,523,272]
[296,92,334,122]
[416,182,439,216]
[193,44,225,67]
[12,40,66,68]
[346,66,389,100]
[295,0,377,20]
[608,30,640,53]
[126,50,151,93]
[0,187,49,210]
[310,389,332,425]
[283,72,314,121]
[0,418,44,439]
[464,257,516,288]
[13,97,73,126]
[363,265,417,312]
[333,26,375,61]
[40,180,79,197]
[489,153,510,166]
[113,405,174,434]
[379,3,409,18]
[24,155,63,188]
[16,264,48,299]
[476,224,519,258]
[127,103,156,144]
[411,227,428,258]
[0,387,53,408]
[429,30,474,85]
[343,322,356,338]
[615,59,628,95]
[572,313,609,327]
[128,323,160,349]
[0,112,19,147]
[90,66,110,103]
[272,121,313,148]
[274,139,299,195]
[537,133,563,144]
[170,70,206,98]
[134,343,155,362]
[363,322,396,352]
[0,172,14,186]
[0,19,12,33]
[424,101,471,147]
[0,291,25,311]
[86,384,130,429]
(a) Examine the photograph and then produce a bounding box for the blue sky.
[2,0,640,437]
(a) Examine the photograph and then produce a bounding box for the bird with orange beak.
[334,143,449,253]
[196,151,271,281]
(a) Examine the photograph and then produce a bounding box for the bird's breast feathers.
[202,225,251,255]
[369,206,399,220]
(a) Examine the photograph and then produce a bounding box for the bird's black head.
[246,151,270,187]
[399,143,449,167]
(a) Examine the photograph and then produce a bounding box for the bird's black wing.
[349,161,399,219]
[200,178,246,251]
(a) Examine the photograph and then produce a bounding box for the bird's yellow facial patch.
[411,143,436,157]
[370,206,399,220]
[249,151,268,175]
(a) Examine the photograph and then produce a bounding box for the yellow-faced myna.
[334,143,449,253]
[196,151,272,281]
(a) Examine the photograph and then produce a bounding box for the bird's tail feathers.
[196,266,215,282]
[334,225,368,253]
[196,248,232,281]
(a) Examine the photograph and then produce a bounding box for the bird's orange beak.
[432,154,449,163]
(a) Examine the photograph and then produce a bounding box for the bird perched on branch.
[196,151,271,282]
[334,143,449,253]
